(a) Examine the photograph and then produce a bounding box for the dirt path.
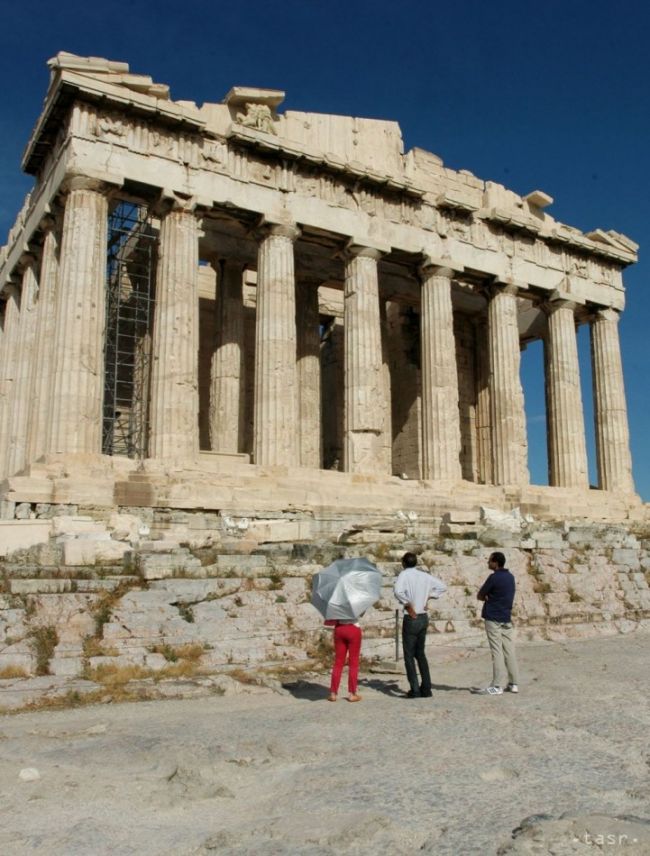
[0,633,648,855]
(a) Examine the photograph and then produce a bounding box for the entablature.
[1,53,637,308]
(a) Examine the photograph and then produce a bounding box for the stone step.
[2,564,128,579]
[7,576,139,595]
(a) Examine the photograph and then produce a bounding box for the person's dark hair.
[489,551,506,568]
[402,552,417,568]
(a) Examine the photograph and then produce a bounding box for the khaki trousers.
[485,620,519,688]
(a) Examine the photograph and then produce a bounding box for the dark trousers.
[402,614,431,696]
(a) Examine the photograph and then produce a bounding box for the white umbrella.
[311,557,382,621]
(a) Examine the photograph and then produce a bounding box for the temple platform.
[1,453,645,535]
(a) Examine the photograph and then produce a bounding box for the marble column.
[475,317,492,484]
[149,201,200,460]
[487,283,529,485]
[48,178,108,455]
[7,259,39,475]
[343,246,388,474]
[545,300,589,488]
[590,307,634,492]
[0,286,21,478]
[420,264,461,481]
[253,223,300,466]
[27,219,60,464]
[379,299,393,474]
[296,281,322,468]
[209,259,244,454]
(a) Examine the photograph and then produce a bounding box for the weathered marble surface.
[0,633,647,855]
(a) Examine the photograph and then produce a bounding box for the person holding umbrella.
[394,552,447,698]
[327,617,363,703]
[311,557,382,703]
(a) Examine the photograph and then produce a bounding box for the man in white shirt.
[394,552,447,698]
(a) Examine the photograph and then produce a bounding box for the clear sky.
[0,0,648,499]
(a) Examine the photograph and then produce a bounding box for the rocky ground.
[0,632,648,854]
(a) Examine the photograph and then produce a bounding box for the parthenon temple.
[0,53,643,529]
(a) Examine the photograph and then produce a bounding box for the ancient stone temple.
[0,52,643,532]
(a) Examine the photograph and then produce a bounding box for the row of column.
[0,181,635,494]
[0,178,109,479]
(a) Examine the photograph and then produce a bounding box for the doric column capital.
[490,279,521,298]
[38,212,58,234]
[543,297,578,316]
[592,306,620,323]
[419,252,461,280]
[60,174,114,196]
[419,264,454,281]
[153,193,204,218]
[1,283,20,302]
[257,220,301,242]
[17,253,38,274]
[344,242,385,262]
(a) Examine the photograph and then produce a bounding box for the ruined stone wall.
[0,507,648,685]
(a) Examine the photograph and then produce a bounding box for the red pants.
[329,624,362,694]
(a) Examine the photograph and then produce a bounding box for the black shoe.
[420,691,432,698]
[405,690,421,698]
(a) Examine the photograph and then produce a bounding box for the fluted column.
[253,223,300,466]
[487,283,529,485]
[209,259,244,454]
[475,317,492,484]
[149,201,201,459]
[343,246,388,474]
[0,286,21,478]
[379,299,393,474]
[296,281,322,468]
[545,300,589,488]
[7,259,39,475]
[590,307,634,492]
[27,219,60,464]
[420,264,461,481]
[48,178,108,455]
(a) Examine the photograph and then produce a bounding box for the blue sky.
[0,0,648,499]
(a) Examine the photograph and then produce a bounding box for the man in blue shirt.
[471,551,519,696]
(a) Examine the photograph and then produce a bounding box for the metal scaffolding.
[102,200,156,458]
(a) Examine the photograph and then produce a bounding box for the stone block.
[0,520,52,557]
[28,590,96,624]
[108,512,148,542]
[443,510,478,524]
[216,554,268,575]
[0,651,35,674]
[15,503,32,519]
[477,530,521,549]
[8,579,73,595]
[143,653,169,670]
[52,516,106,537]
[480,506,525,533]
[63,540,98,566]
[533,533,565,549]
[94,541,130,563]
[439,523,478,538]
[48,657,84,677]
[138,551,202,579]
[611,548,640,569]
[247,520,313,543]
[0,500,16,520]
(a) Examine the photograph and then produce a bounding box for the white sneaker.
[505,683,519,693]
[471,686,503,695]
